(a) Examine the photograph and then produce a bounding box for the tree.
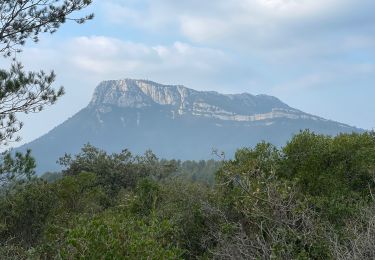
[0,0,93,146]
[0,149,35,187]
[59,144,177,196]
[0,0,93,182]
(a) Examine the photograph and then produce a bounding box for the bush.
[38,208,184,259]
[0,180,56,247]
[1,131,374,259]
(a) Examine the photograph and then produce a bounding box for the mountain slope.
[18,79,361,173]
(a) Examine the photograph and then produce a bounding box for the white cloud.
[63,36,231,83]
[103,3,142,25]
[101,0,375,58]
[8,35,255,144]
[10,35,241,115]
[4,0,375,144]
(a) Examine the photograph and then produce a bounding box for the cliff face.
[18,79,360,173]
[89,79,330,124]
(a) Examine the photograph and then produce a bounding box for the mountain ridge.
[89,79,342,126]
[17,79,361,173]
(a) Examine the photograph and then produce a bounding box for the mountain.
[17,79,361,173]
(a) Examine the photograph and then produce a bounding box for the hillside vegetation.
[1,130,375,259]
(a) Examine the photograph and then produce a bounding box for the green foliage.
[157,180,216,258]
[0,180,56,247]
[59,144,176,196]
[1,131,375,259]
[0,0,93,146]
[0,0,93,203]
[281,130,375,222]
[282,131,375,195]
[130,179,161,216]
[40,210,184,259]
[40,171,63,183]
[175,159,222,185]
[0,0,93,55]
[215,147,331,259]
[212,131,375,258]
[0,63,64,145]
[52,172,108,215]
[0,149,35,186]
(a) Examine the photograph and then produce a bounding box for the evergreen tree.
[0,0,93,181]
[0,0,93,145]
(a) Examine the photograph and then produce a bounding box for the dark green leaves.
[0,149,35,186]
[0,0,93,56]
[0,63,64,145]
[0,0,93,185]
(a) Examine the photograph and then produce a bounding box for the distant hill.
[17,79,362,173]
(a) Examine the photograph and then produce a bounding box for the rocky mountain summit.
[90,79,325,124]
[18,79,360,173]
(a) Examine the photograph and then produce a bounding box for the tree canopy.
[0,0,92,184]
[0,0,93,146]
[1,131,375,258]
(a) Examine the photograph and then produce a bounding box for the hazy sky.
[5,0,375,146]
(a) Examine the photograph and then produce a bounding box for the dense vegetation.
[1,130,375,259]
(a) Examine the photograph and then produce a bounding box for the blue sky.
[5,0,375,145]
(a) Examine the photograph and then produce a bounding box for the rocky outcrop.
[89,79,328,124]
[17,78,359,173]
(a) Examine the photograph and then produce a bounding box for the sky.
[4,0,375,146]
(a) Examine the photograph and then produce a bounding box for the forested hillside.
[1,130,375,259]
